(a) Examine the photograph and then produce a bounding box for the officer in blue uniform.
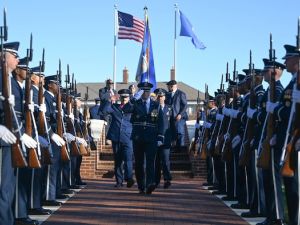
[253,56,287,225]
[165,80,188,151]
[27,66,53,216]
[123,82,159,194]
[43,75,66,207]
[102,89,135,188]
[89,97,101,119]
[154,88,172,189]
[264,45,299,225]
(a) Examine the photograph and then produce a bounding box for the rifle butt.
[199,144,207,159]
[256,140,270,169]
[61,145,70,162]
[79,143,88,156]
[221,143,232,162]
[11,142,28,168]
[41,147,52,165]
[28,148,42,169]
[281,143,295,177]
[70,141,81,157]
[238,141,251,167]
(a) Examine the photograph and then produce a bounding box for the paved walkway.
[40,178,250,225]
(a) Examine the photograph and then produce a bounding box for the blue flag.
[135,16,156,92]
[179,10,206,50]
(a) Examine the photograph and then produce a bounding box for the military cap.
[128,84,135,89]
[166,80,177,86]
[0,42,19,56]
[228,79,237,86]
[242,69,263,76]
[118,89,131,97]
[44,75,59,86]
[17,57,30,70]
[30,66,45,76]
[74,93,82,100]
[282,45,300,59]
[154,88,166,96]
[208,95,215,101]
[137,82,153,91]
[262,58,286,71]
[106,79,114,84]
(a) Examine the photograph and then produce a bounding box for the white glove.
[230,109,239,118]
[157,141,163,147]
[222,107,230,116]
[51,133,65,146]
[266,101,279,113]
[216,113,224,121]
[38,135,49,148]
[204,121,212,129]
[231,135,241,149]
[247,107,256,119]
[270,134,277,146]
[224,133,230,141]
[134,89,144,100]
[195,123,200,129]
[199,120,204,126]
[76,137,88,147]
[28,103,35,112]
[0,125,16,144]
[8,94,15,107]
[292,89,300,103]
[20,133,37,148]
[63,132,76,143]
[39,103,47,113]
[68,113,74,121]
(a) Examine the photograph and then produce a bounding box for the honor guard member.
[12,56,40,225]
[264,45,299,225]
[43,75,66,207]
[89,97,101,119]
[123,82,159,194]
[165,80,188,151]
[154,88,172,189]
[27,66,53,216]
[101,89,135,188]
[0,42,24,225]
[240,68,266,218]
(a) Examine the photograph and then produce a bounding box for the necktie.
[143,101,147,113]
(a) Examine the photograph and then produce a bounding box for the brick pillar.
[170,67,175,81]
[123,67,129,84]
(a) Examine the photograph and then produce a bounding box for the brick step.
[171,170,194,178]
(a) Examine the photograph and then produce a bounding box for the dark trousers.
[28,168,43,209]
[74,155,82,184]
[174,119,186,148]
[0,146,16,225]
[112,141,133,185]
[44,144,61,201]
[206,156,214,185]
[214,155,226,192]
[133,140,157,190]
[155,147,172,185]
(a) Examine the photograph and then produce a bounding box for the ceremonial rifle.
[1,9,27,167]
[239,50,256,166]
[82,86,91,155]
[280,18,300,177]
[25,34,41,168]
[199,84,209,159]
[257,34,276,169]
[189,90,201,155]
[56,60,70,162]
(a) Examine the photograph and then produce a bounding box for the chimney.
[170,66,175,81]
[123,67,129,84]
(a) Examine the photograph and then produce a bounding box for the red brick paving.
[42,178,249,225]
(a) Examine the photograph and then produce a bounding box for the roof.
[76,81,205,102]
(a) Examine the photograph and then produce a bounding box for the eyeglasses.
[9,52,19,59]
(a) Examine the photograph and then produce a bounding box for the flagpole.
[174,3,178,78]
[113,4,117,90]
[143,6,149,82]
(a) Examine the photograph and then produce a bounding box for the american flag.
[118,11,145,43]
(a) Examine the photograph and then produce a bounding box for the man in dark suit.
[89,98,101,119]
[154,88,172,189]
[165,80,188,151]
[102,89,135,188]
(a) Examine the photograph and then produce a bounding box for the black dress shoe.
[146,184,156,194]
[256,219,270,225]
[114,183,123,188]
[127,179,135,188]
[241,211,265,218]
[28,208,52,215]
[61,189,75,194]
[15,217,39,225]
[70,184,82,189]
[202,182,213,187]
[270,219,285,225]
[211,190,225,195]
[207,186,218,190]
[43,200,62,206]
[221,196,237,201]
[56,194,69,200]
[231,202,249,209]
[163,181,171,189]
[138,189,145,194]
[76,181,87,185]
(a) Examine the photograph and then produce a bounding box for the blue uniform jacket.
[157,105,173,147]
[102,102,132,143]
[44,90,57,133]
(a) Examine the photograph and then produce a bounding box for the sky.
[2,0,300,95]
